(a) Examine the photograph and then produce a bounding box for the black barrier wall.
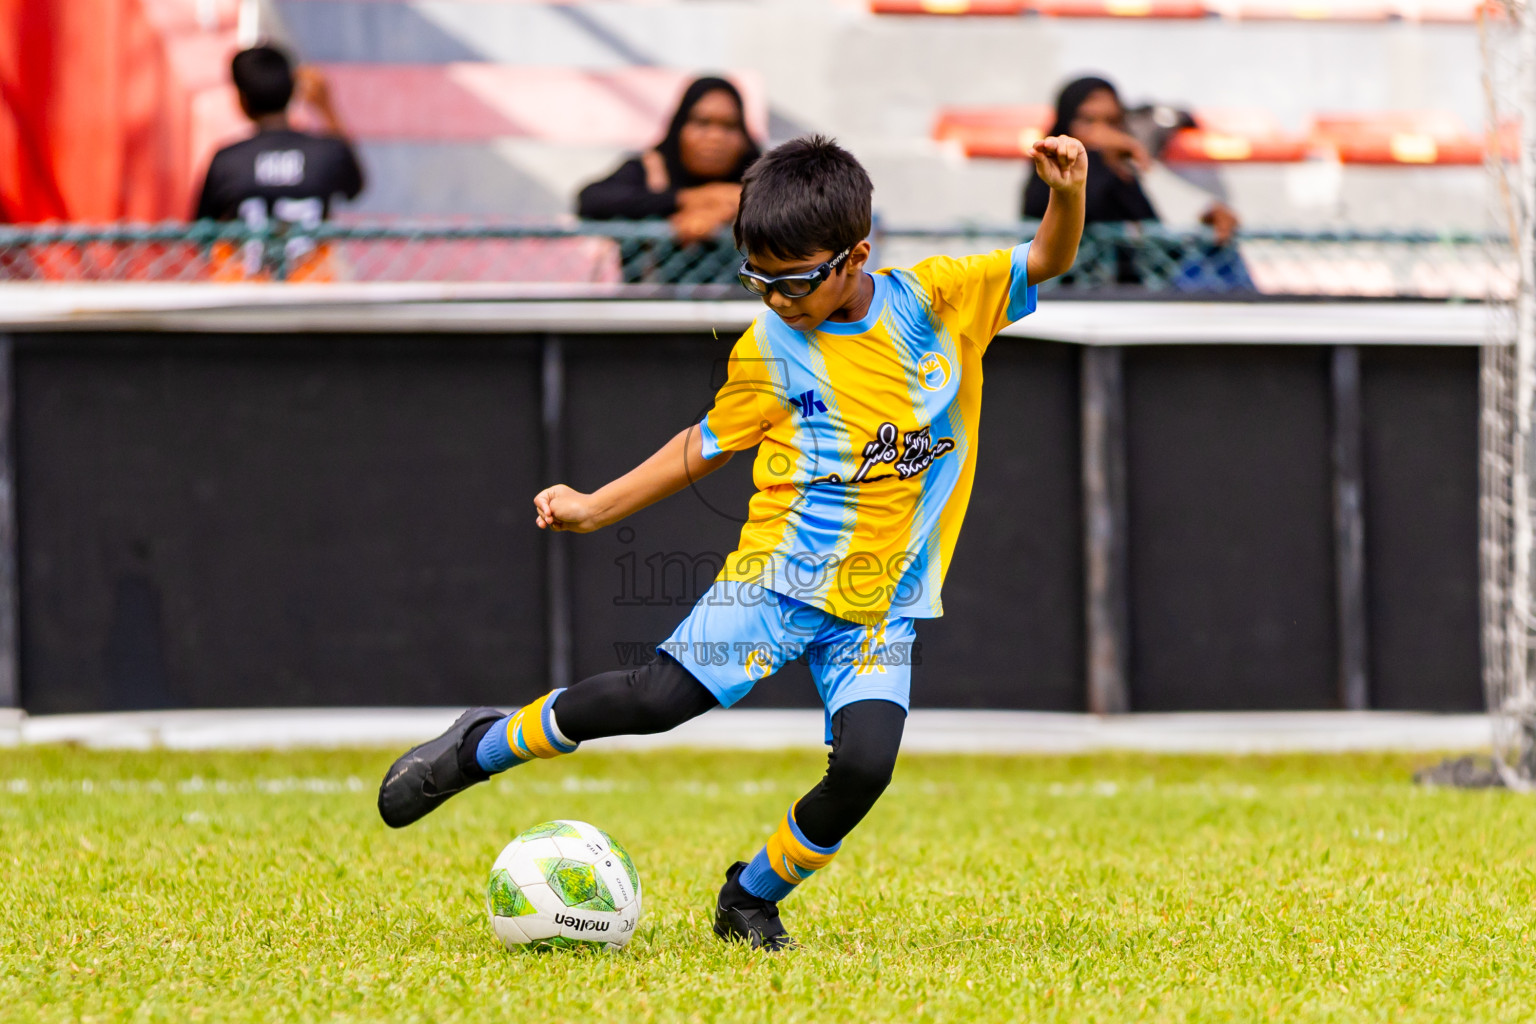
[11,331,1482,713]
[1358,347,1480,710]
[1125,346,1339,710]
[15,335,550,713]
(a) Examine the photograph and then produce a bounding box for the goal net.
[1481,0,1536,788]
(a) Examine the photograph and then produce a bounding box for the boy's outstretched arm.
[534,425,731,533]
[1025,135,1088,286]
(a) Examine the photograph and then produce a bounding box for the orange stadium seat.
[934,105,1308,162]
[1312,112,1485,165]
[935,106,1493,166]
[1162,109,1311,162]
[868,0,1028,12]
[933,106,1056,158]
[1031,0,1211,16]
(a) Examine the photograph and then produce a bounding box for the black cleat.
[713,861,797,951]
[377,706,504,828]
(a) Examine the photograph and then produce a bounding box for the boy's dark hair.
[734,135,872,262]
[231,46,294,118]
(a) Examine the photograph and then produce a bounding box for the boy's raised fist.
[1029,135,1089,194]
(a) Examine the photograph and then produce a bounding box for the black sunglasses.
[737,248,851,299]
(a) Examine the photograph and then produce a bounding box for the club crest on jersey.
[790,389,828,417]
[917,351,952,392]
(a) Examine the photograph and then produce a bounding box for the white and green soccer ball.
[486,819,642,952]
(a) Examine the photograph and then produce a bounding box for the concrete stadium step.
[270,0,1487,227]
[275,0,1482,136]
[338,140,623,218]
[318,65,767,144]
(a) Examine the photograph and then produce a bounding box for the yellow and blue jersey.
[698,242,1037,623]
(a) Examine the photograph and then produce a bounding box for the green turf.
[3,746,1534,1023]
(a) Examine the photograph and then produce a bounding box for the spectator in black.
[1024,76,1245,288]
[577,77,761,245]
[194,46,364,226]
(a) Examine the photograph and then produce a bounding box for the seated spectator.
[577,77,761,245]
[194,46,364,227]
[1023,76,1245,288]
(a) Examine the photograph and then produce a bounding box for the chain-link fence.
[0,221,741,288]
[0,220,1508,300]
[879,223,1508,300]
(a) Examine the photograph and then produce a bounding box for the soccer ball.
[486,819,642,952]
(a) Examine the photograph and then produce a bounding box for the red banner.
[0,0,243,223]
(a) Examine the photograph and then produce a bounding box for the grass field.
[4,745,1535,1023]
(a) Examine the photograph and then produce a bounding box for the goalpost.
[1481,0,1536,788]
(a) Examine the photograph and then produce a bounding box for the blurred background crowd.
[0,0,1494,292]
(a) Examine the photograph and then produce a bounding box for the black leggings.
[554,653,905,849]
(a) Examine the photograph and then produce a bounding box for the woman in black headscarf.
[577,76,761,244]
[1023,76,1160,226]
[1024,76,1243,287]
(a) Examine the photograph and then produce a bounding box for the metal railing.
[0,220,741,289]
[880,223,1507,301]
[0,220,1509,300]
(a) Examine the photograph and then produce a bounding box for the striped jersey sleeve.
[698,324,779,459]
[905,242,1036,354]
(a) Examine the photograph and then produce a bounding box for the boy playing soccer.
[378,134,1087,950]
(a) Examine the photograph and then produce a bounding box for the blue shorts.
[659,580,916,742]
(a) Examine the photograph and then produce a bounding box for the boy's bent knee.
[824,746,897,801]
[822,698,906,801]
[628,653,717,732]
[790,700,906,849]
[555,652,718,742]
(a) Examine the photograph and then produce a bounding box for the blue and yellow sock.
[738,805,841,902]
[475,689,579,774]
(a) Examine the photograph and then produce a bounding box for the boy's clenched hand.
[1029,135,1089,195]
[532,426,733,537]
[534,485,603,533]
